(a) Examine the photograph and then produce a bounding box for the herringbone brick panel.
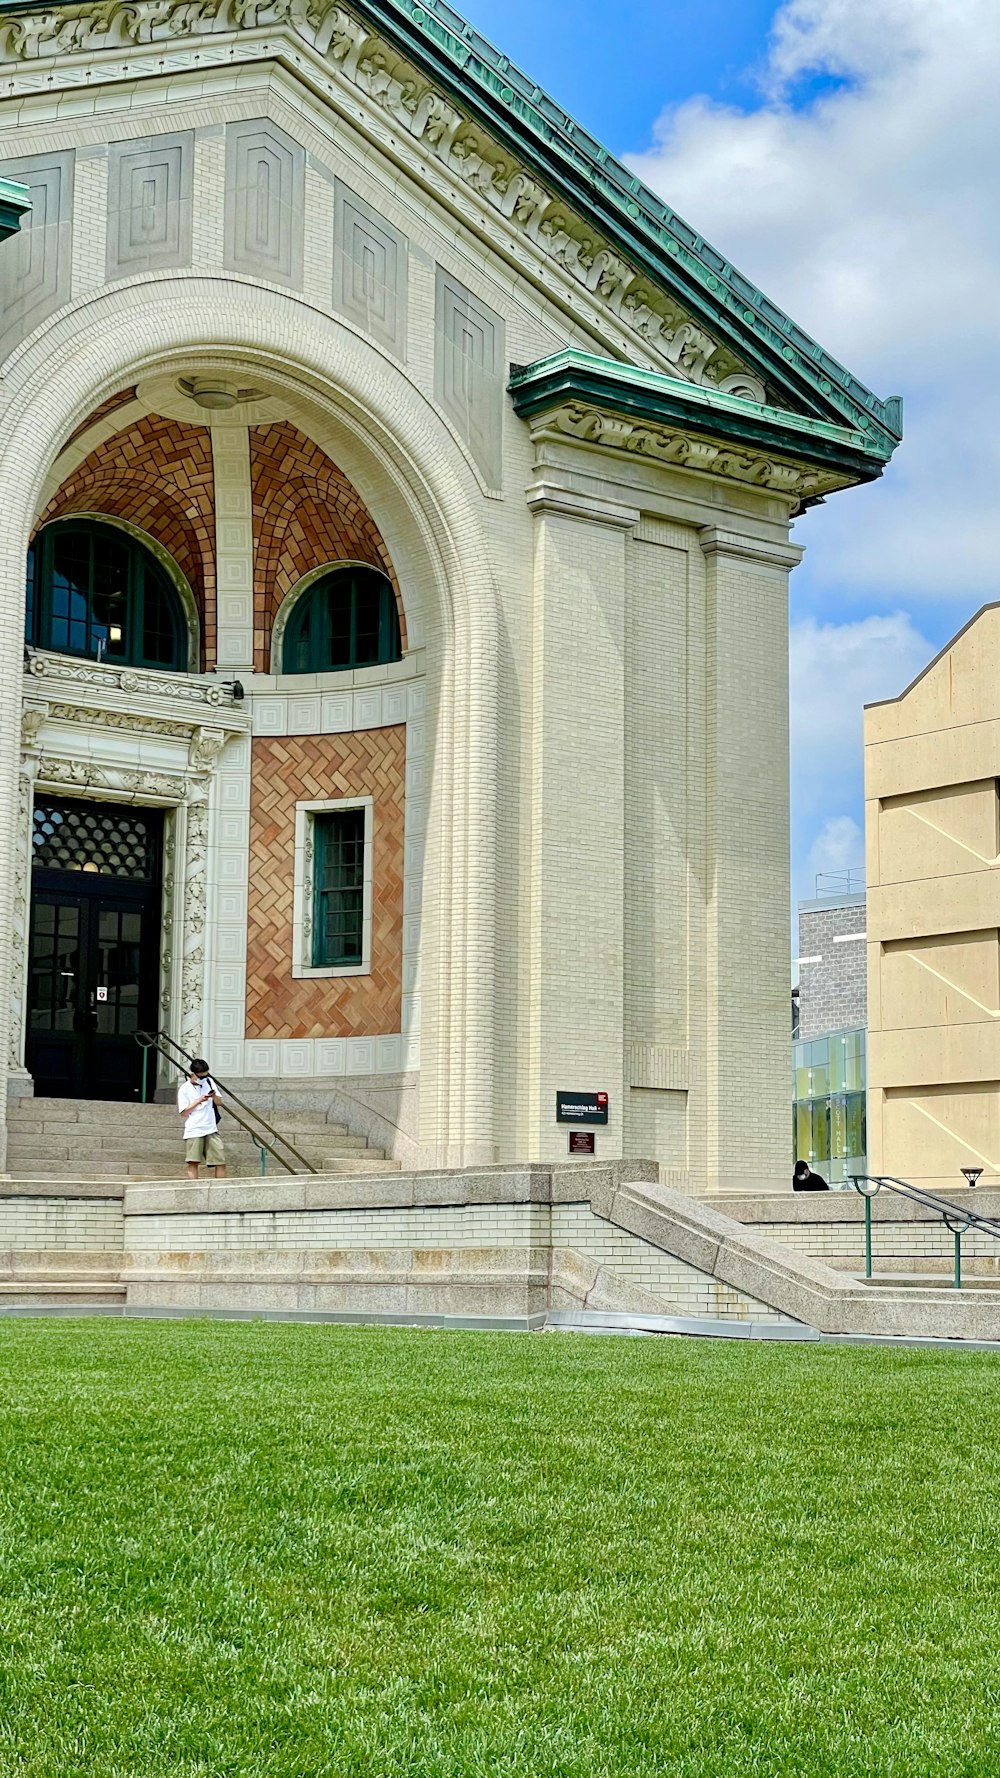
[37,412,218,664]
[246,729,406,1039]
[250,422,405,669]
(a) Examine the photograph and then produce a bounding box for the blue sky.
[462,0,999,932]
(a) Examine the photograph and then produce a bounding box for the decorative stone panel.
[333,180,408,358]
[106,133,194,281]
[36,412,217,667]
[249,422,402,670]
[223,119,304,289]
[0,150,74,360]
[246,730,404,1040]
[434,268,504,487]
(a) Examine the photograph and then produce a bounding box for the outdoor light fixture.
[187,376,240,410]
[961,1168,983,1189]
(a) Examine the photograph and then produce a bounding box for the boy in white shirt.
[177,1058,227,1180]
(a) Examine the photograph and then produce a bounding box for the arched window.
[26,519,188,672]
[282,565,401,675]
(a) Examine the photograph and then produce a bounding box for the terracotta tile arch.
[250,421,405,671]
[35,413,217,665]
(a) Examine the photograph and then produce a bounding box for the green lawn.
[1,1324,999,1776]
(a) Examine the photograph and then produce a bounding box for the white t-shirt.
[178,1077,218,1140]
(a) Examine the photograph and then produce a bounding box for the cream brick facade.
[866,606,1000,1192]
[0,0,897,1186]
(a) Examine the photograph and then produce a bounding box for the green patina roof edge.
[0,173,30,240]
[0,0,902,461]
[343,0,902,455]
[509,350,889,483]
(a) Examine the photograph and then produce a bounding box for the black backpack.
[202,1075,222,1129]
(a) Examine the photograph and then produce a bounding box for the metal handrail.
[850,1173,1000,1291]
[136,1030,317,1175]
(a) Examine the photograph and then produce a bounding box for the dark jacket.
[793,1168,828,1192]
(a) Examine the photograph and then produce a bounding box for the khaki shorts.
[184,1132,225,1166]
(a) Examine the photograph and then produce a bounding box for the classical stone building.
[0,0,900,1185]
[866,606,1000,1193]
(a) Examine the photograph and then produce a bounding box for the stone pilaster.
[524,477,639,1161]
[699,525,803,1193]
[211,423,254,672]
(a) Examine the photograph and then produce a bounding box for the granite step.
[4,1156,400,1182]
[8,1104,353,1135]
[7,1134,372,1159]
[858,1272,1000,1292]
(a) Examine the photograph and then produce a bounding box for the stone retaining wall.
[707,1191,1000,1275]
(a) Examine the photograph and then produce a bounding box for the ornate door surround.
[13,651,250,1093]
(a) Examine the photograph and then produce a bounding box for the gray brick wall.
[797,895,866,1039]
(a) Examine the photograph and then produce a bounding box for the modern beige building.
[866,605,1000,1192]
[0,0,899,1187]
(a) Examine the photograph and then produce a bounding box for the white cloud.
[789,610,931,799]
[805,815,864,884]
[788,610,932,904]
[627,0,1000,604]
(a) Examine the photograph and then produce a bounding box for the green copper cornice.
[509,350,890,487]
[0,174,30,242]
[0,0,902,457]
[339,0,902,452]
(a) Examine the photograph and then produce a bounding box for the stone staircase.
[5,1097,399,1182]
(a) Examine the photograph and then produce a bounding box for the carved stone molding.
[530,402,847,502]
[188,725,228,774]
[34,754,191,803]
[0,0,754,392]
[181,794,210,1057]
[8,764,34,1070]
[20,700,48,751]
[44,705,190,738]
[26,651,231,703]
[24,655,251,739]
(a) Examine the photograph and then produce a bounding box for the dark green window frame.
[312,807,367,969]
[283,565,401,676]
[26,519,188,673]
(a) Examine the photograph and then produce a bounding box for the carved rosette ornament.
[0,0,758,392]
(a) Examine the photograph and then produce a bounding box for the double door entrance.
[26,798,163,1100]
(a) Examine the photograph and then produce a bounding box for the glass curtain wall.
[792,1027,866,1187]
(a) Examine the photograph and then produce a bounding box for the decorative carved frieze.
[530,402,847,502]
[27,650,235,708]
[0,0,754,391]
[34,754,191,801]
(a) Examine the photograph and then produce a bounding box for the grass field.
[1,1322,999,1776]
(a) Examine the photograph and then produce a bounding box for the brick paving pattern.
[246,729,405,1038]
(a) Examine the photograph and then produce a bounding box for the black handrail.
[850,1173,1000,1290]
[136,1030,317,1175]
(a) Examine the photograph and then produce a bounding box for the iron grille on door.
[32,800,158,881]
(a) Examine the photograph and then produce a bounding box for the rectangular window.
[293,798,373,978]
[312,808,365,968]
